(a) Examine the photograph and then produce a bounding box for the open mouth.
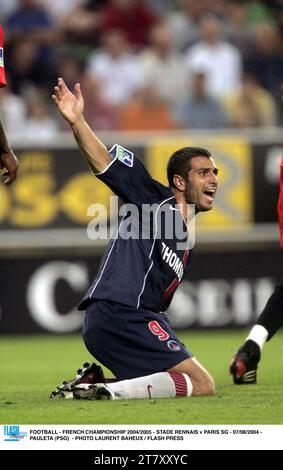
[203,189,216,203]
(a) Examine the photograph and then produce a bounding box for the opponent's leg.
[230,284,283,384]
[256,284,283,340]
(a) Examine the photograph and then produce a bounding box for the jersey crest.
[117,146,134,167]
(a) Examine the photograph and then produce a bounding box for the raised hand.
[52,78,84,125]
[0,148,19,185]
[0,119,19,185]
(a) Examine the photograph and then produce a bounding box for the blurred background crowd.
[0,0,283,139]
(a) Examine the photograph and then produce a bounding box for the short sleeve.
[95,144,172,204]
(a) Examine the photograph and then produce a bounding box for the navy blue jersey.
[78,145,193,312]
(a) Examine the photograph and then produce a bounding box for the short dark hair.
[167,147,212,188]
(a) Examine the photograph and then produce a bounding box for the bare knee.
[168,357,215,397]
[191,374,215,396]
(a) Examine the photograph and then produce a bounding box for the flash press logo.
[4,425,27,442]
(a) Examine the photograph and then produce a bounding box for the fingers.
[1,168,17,185]
[2,170,11,185]
[0,151,19,185]
[52,94,60,107]
[58,77,69,93]
[54,87,61,102]
[7,161,19,184]
[54,85,62,101]
[53,78,68,102]
[1,170,9,185]
[53,77,81,103]
[74,83,82,99]
[6,164,19,184]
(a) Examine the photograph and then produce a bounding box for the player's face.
[184,156,218,212]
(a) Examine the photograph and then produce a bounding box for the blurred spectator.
[87,29,141,107]
[97,0,159,48]
[6,39,41,94]
[223,72,277,128]
[5,0,59,46]
[6,38,57,94]
[168,0,209,51]
[59,74,117,131]
[0,0,19,21]
[267,0,283,41]
[25,91,58,140]
[57,53,85,91]
[138,20,186,104]
[5,0,59,90]
[0,79,27,135]
[244,22,283,99]
[119,84,178,131]
[147,0,175,14]
[2,0,283,134]
[37,0,86,22]
[59,0,103,45]
[209,0,234,19]
[223,1,253,52]
[185,15,242,98]
[245,0,273,25]
[174,70,229,129]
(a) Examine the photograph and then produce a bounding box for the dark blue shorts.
[83,300,192,380]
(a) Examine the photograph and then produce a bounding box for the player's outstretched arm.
[0,119,19,185]
[52,78,111,173]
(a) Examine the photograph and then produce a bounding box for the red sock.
[169,371,189,397]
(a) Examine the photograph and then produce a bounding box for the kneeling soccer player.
[50,78,219,400]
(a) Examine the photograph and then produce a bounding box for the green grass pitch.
[0,330,282,425]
